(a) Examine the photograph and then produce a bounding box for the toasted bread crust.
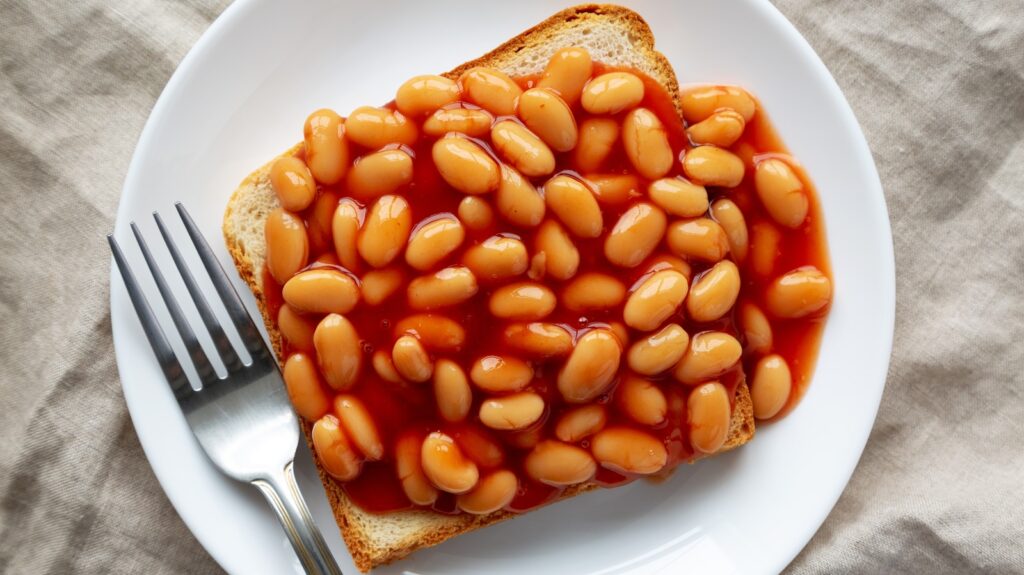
[223,5,754,572]
[442,4,681,120]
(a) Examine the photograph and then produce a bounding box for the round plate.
[110,0,894,573]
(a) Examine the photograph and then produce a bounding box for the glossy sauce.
[261,66,830,514]
[722,103,831,417]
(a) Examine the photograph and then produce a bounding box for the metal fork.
[109,203,342,575]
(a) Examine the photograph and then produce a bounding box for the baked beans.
[686,260,741,322]
[524,440,597,486]
[456,469,517,514]
[687,109,746,147]
[672,331,742,385]
[591,427,667,475]
[666,218,730,263]
[682,146,745,188]
[462,235,528,281]
[372,349,402,384]
[750,220,782,277]
[623,270,689,331]
[496,166,546,227]
[479,392,545,431]
[346,149,414,201]
[265,208,308,285]
[282,269,359,315]
[283,352,330,421]
[623,108,673,180]
[335,394,384,460]
[360,267,403,306]
[561,273,626,312]
[627,323,689,375]
[557,328,621,403]
[710,198,748,263]
[617,374,667,426]
[687,382,731,454]
[277,303,317,353]
[581,72,644,114]
[648,178,708,218]
[407,266,479,310]
[502,322,572,358]
[331,199,361,272]
[270,156,316,212]
[765,267,832,318]
[460,67,522,116]
[527,252,546,280]
[432,135,501,195]
[392,334,433,383]
[395,432,439,506]
[491,119,556,177]
[755,158,809,229]
[587,174,641,205]
[345,106,418,148]
[357,194,412,268]
[544,174,603,238]
[608,321,630,349]
[394,314,466,352]
[470,355,533,393]
[680,85,756,123]
[644,254,693,281]
[420,431,479,494]
[604,202,667,267]
[457,196,495,231]
[312,314,362,390]
[434,359,472,423]
[423,106,493,138]
[534,219,579,280]
[574,118,619,173]
[739,302,773,355]
[395,75,461,117]
[537,46,593,106]
[750,354,792,419]
[518,88,577,152]
[507,425,548,450]
[307,190,340,255]
[554,404,607,443]
[489,282,556,320]
[312,414,362,481]
[264,51,834,516]
[453,425,505,469]
[303,108,349,185]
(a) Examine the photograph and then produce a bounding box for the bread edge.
[222,4,753,572]
[440,4,681,119]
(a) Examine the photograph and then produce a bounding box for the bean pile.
[261,46,833,515]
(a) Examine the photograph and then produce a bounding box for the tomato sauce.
[259,65,830,514]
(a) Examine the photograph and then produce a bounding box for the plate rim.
[746,3,895,573]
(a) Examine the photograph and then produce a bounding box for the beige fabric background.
[1,0,1022,573]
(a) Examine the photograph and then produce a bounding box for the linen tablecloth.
[1,1,1022,573]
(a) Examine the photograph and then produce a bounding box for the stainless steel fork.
[109,203,342,575]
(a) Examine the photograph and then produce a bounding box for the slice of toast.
[223,4,755,572]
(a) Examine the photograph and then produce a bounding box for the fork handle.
[252,462,343,575]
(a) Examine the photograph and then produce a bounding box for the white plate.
[110,0,894,573]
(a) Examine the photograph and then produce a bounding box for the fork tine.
[131,222,219,384]
[108,234,195,401]
[174,203,268,360]
[154,212,243,373]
